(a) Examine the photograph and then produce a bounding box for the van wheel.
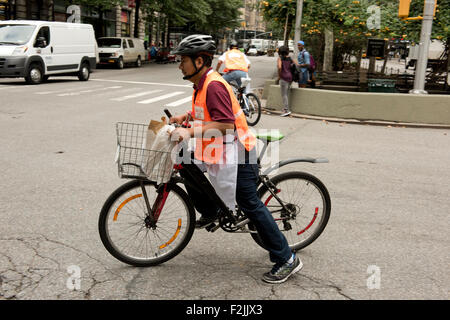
[25,63,44,84]
[117,57,124,69]
[78,62,90,81]
[135,56,142,67]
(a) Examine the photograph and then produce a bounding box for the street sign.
[367,39,386,58]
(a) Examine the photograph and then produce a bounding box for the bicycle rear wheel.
[98,179,195,267]
[244,93,261,126]
[254,171,331,251]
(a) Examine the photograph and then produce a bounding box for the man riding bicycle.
[216,40,251,92]
[169,34,302,284]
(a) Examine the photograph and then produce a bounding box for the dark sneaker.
[262,255,303,284]
[195,214,218,229]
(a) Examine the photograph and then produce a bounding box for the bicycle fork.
[140,181,169,228]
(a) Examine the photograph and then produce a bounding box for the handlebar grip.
[164,108,172,119]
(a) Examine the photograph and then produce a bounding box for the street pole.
[410,0,436,94]
[294,0,304,58]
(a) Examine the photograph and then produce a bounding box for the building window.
[53,1,116,38]
[0,0,12,20]
[121,10,130,37]
[53,0,68,22]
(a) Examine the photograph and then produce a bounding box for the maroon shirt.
[193,68,235,124]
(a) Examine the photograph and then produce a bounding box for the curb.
[262,107,450,130]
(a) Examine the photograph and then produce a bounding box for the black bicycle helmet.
[173,34,216,80]
[172,34,216,56]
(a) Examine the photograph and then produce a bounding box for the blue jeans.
[236,163,293,264]
[222,70,248,89]
[298,69,309,85]
[181,151,293,265]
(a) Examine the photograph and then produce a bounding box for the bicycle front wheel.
[98,179,196,267]
[255,171,331,251]
[244,93,261,126]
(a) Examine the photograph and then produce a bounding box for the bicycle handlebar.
[164,108,191,128]
[164,108,173,119]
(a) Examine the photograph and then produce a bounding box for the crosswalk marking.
[57,86,122,96]
[0,85,34,90]
[110,89,162,102]
[35,85,104,95]
[137,91,184,104]
[165,96,192,107]
[91,78,191,88]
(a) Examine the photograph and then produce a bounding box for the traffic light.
[398,0,438,19]
[398,0,411,18]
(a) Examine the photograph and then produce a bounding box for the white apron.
[194,134,238,212]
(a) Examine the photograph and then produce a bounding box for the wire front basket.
[115,122,174,183]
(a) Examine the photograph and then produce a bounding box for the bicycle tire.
[244,93,261,126]
[98,179,196,267]
[253,171,331,251]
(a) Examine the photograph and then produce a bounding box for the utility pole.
[410,0,436,94]
[293,0,304,58]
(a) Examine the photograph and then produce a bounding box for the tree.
[260,0,297,45]
[260,0,449,71]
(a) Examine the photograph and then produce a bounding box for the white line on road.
[165,96,192,107]
[57,86,122,96]
[0,85,34,90]
[110,89,163,102]
[91,78,191,88]
[137,92,185,104]
[35,85,104,95]
[0,86,15,90]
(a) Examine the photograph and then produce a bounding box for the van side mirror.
[36,36,47,48]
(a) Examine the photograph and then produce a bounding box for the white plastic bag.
[142,122,176,184]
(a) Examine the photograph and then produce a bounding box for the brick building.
[0,0,146,40]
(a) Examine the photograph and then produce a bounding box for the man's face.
[297,43,304,51]
[179,55,202,81]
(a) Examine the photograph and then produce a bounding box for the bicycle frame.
[139,142,329,233]
[139,109,329,233]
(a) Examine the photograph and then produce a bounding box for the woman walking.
[277,46,296,117]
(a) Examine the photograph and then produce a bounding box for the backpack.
[302,51,316,72]
[286,57,300,82]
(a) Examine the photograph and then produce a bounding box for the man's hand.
[170,127,191,143]
[169,114,187,125]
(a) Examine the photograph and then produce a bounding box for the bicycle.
[221,73,262,127]
[98,109,331,267]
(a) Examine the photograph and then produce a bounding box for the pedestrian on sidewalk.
[277,45,295,117]
[297,41,310,88]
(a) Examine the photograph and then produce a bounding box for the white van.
[97,37,146,69]
[0,20,97,84]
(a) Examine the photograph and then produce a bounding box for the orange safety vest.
[191,71,256,164]
[223,49,249,73]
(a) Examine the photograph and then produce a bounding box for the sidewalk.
[259,96,450,130]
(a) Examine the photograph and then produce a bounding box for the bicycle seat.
[256,130,284,142]
[241,77,251,88]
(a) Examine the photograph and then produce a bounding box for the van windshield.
[0,24,37,45]
[98,38,121,48]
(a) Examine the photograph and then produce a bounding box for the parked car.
[97,37,146,69]
[0,20,97,84]
[247,45,258,56]
[155,47,177,64]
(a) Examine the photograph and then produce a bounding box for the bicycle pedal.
[205,223,220,232]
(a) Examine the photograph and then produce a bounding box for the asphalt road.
[0,56,449,301]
